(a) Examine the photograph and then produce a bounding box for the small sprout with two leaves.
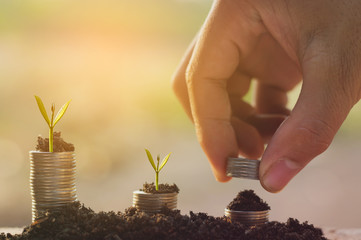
[34,95,71,152]
[145,149,171,191]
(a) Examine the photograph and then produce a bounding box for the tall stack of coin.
[132,190,178,214]
[225,208,269,226]
[226,157,260,180]
[30,151,77,222]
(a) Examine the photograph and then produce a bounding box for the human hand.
[172,0,361,192]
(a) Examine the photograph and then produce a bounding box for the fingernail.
[215,174,232,183]
[262,158,301,193]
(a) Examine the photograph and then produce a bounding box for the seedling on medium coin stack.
[145,149,171,191]
[132,149,179,214]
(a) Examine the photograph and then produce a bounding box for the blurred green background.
[0,0,361,229]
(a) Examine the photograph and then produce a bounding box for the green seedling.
[145,149,171,191]
[35,95,71,152]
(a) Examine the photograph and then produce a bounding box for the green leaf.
[34,95,50,127]
[145,149,157,172]
[53,99,71,127]
[158,152,171,172]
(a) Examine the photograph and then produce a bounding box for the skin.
[172,0,361,193]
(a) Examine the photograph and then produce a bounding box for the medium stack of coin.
[225,208,269,226]
[30,151,77,222]
[226,157,260,180]
[132,190,178,214]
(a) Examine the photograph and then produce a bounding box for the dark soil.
[227,190,270,211]
[141,182,179,194]
[0,202,327,240]
[247,218,328,240]
[36,132,75,152]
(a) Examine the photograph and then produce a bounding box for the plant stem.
[49,127,54,152]
[155,171,159,191]
[155,155,160,191]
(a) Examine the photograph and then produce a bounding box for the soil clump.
[36,132,74,152]
[141,182,179,194]
[0,202,327,240]
[227,190,270,211]
[247,218,327,240]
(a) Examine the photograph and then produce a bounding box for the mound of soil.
[247,218,327,240]
[141,182,179,194]
[36,132,75,152]
[0,202,327,240]
[227,190,270,211]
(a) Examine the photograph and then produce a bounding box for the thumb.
[260,55,358,193]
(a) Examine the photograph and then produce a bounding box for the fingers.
[260,50,359,193]
[227,70,254,118]
[255,82,291,116]
[229,80,288,142]
[245,114,287,142]
[186,1,262,182]
[231,117,264,158]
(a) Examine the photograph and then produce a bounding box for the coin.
[226,157,260,180]
[225,208,269,226]
[30,151,77,222]
[132,190,178,214]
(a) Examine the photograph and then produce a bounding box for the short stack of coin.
[225,208,269,226]
[226,157,260,180]
[132,190,178,214]
[30,151,77,222]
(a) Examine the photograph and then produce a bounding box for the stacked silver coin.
[132,190,178,214]
[30,151,77,222]
[225,208,269,226]
[226,157,260,180]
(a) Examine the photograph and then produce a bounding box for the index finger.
[186,1,262,181]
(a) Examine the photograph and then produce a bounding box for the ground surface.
[2,227,361,240]
[0,202,328,240]
[1,227,360,239]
